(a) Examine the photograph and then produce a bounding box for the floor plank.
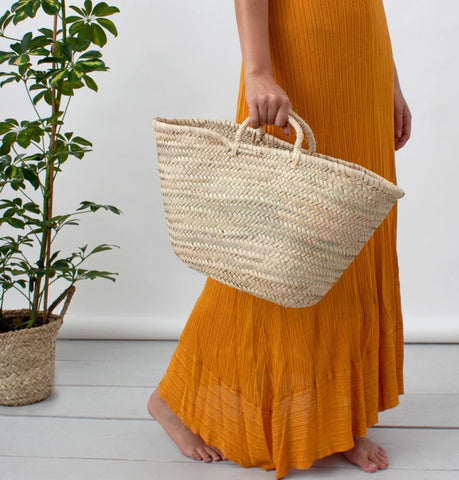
[2,456,459,480]
[1,417,458,470]
[1,386,458,428]
[51,341,459,394]
[53,360,165,386]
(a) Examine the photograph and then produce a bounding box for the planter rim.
[0,285,75,337]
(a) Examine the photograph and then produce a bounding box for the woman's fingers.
[247,100,260,128]
[244,71,292,135]
[267,95,280,125]
[394,99,412,151]
[275,101,292,135]
[394,84,412,151]
[395,105,411,150]
[258,96,269,128]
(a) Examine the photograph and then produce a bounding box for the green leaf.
[42,0,61,15]
[24,202,40,213]
[0,11,13,31]
[2,131,17,147]
[69,149,84,159]
[30,47,50,56]
[62,43,73,61]
[12,53,30,65]
[91,23,107,47]
[18,63,30,75]
[50,69,67,84]
[4,207,17,218]
[0,51,13,64]
[69,5,85,16]
[107,205,122,214]
[44,89,53,105]
[89,243,114,254]
[38,27,54,37]
[21,32,32,51]
[70,67,84,80]
[6,217,25,228]
[83,74,97,91]
[74,39,91,52]
[69,19,85,36]
[47,110,64,124]
[10,43,22,55]
[84,0,93,15]
[80,50,102,59]
[93,2,120,17]
[65,15,81,23]
[12,9,28,25]
[37,56,62,64]
[62,81,77,95]
[17,130,32,148]
[22,169,40,190]
[72,136,92,146]
[23,152,44,161]
[77,23,92,43]
[95,18,117,36]
[0,76,17,87]
[0,122,13,134]
[29,34,52,49]
[79,58,104,69]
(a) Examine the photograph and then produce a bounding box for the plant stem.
[30,12,60,326]
[24,79,43,122]
[56,95,72,136]
[0,33,21,42]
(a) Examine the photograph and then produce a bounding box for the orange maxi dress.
[157,1,405,478]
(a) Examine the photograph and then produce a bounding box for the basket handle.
[232,109,316,161]
[47,284,76,320]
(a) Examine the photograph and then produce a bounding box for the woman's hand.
[244,71,292,136]
[394,66,412,151]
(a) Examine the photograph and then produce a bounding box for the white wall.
[1,1,457,342]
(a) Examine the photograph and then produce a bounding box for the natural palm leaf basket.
[0,285,76,406]
[152,109,405,308]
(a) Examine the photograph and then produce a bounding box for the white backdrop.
[1,1,458,341]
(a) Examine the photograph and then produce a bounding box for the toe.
[213,447,227,460]
[198,448,212,462]
[370,452,386,470]
[206,446,221,461]
[375,451,388,467]
[378,447,388,459]
[363,461,378,472]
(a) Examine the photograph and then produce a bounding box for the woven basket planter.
[153,109,405,308]
[0,285,75,406]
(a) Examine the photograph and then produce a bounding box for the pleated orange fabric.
[157,1,405,478]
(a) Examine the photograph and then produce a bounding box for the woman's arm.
[234,0,272,77]
[234,0,291,134]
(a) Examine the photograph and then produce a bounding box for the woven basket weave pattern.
[0,285,75,406]
[0,314,62,405]
[153,110,404,308]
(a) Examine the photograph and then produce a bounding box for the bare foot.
[147,388,227,463]
[342,435,389,472]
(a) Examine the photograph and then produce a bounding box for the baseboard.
[57,315,459,343]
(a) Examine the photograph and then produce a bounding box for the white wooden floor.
[1,341,458,480]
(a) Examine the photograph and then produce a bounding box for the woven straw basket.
[152,109,405,308]
[0,285,75,406]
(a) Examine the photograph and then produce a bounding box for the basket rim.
[0,311,62,340]
[152,116,405,199]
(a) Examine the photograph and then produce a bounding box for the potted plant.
[0,0,122,406]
